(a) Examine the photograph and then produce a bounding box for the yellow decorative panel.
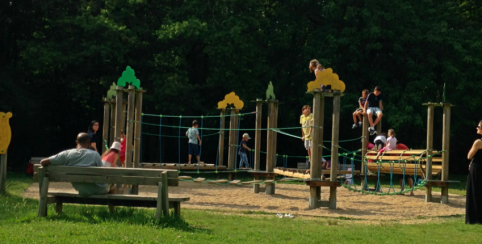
[0,112,12,154]
[307,68,345,93]
[218,92,244,109]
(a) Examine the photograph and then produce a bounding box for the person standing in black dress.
[466,120,482,224]
[88,120,100,153]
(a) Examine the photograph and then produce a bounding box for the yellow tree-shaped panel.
[307,68,346,93]
[218,92,244,109]
[0,112,12,154]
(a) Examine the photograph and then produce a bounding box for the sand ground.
[23,181,466,223]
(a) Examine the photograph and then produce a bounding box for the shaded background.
[1,0,482,174]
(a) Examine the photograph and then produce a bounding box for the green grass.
[1,173,481,243]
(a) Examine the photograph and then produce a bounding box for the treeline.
[1,0,482,173]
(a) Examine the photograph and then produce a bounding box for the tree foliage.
[1,0,482,173]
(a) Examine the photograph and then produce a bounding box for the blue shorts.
[188,143,199,156]
[367,107,382,115]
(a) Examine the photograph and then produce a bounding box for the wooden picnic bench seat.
[37,166,189,219]
[274,168,360,179]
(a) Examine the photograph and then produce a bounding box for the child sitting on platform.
[239,133,251,169]
[352,89,369,129]
[375,129,397,160]
[186,120,202,164]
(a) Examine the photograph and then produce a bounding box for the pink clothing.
[386,136,397,150]
[120,138,126,157]
[101,151,118,167]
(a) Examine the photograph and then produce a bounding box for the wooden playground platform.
[364,150,443,176]
[142,163,227,171]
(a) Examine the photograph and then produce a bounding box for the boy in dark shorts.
[352,89,369,129]
[186,120,202,164]
[364,86,383,136]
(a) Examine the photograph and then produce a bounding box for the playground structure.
[102,66,145,194]
[0,112,12,195]
[101,65,454,208]
[350,102,453,203]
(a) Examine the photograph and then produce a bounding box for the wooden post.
[161,171,169,216]
[133,89,143,168]
[273,101,279,173]
[329,91,341,210]
[266,101,276,173]
[441,103,451,204]
[425,104,434,202]
[125,86,136,169]
[109,100,116,145]
[254,99,263,171]
[309,90,322,209]
[361,114,369,190]
[102,99,110,154]
[376,118,382,134]
[218,109,226,166]
[227,109,239,180]
[114,87,124,142]
[0,153,6,195]
[132,89,143,195]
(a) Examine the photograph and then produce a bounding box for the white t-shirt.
[374,135,387,144]
[386,136,397,150]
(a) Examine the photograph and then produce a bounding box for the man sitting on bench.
[40,133,108,196]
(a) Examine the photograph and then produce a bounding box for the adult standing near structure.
[466,120,482,224]
[88,120,100,153]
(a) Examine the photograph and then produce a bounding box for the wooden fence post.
[329,90,341,210]
[309,90,322,209]
[125,86,136,169]
[441,103,451,204]
[425,104,434,202]
[218,109,226,167]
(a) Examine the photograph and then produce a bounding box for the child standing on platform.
[300,105,314,164]
[186,120,202,164]
[352,89,369,129]
[239,133,251,169]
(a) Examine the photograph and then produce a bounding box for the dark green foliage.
[1,0,482,173]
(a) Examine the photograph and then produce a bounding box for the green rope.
[142,131,220,138]
[142,112,256,118]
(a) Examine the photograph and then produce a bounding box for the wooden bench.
[365,150,443,176]
[274,167,361,179]
[37,166,189,218]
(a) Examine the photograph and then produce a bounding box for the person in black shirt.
[87,120,101,153]
[239,133,251,169]
[363,86,383,136]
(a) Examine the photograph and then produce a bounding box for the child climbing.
[300,105,313,165]
[344,167,353,185]
[375,129,397,160]
[352,89,369,129]
[373,133,387,152]
[364,86,383,136]
[308,59,331,92]
[186,120,202,164]
[239,133,251,169]
[101,142,121,167]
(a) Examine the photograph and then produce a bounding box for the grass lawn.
[0,172,480,244]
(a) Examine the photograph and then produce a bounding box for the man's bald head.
[76,133,91,148]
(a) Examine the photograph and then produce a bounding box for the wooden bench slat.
[46,174,179,186]
[47,166,178,178]
[49,192,190,202]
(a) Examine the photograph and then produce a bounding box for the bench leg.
[156,182,163,219]
[329,186,337,210]
[174,202,181,215]
[265,183,275,195]
[253,184,260,193]
[55,199,63,214]
[108,204,116,213]
[38,177,50,217]
[441,186,449,204]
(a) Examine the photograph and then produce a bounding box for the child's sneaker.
[284,213,294,218]
[358,121,362,127]
[352,123,358,129]
[276,213,283,218]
